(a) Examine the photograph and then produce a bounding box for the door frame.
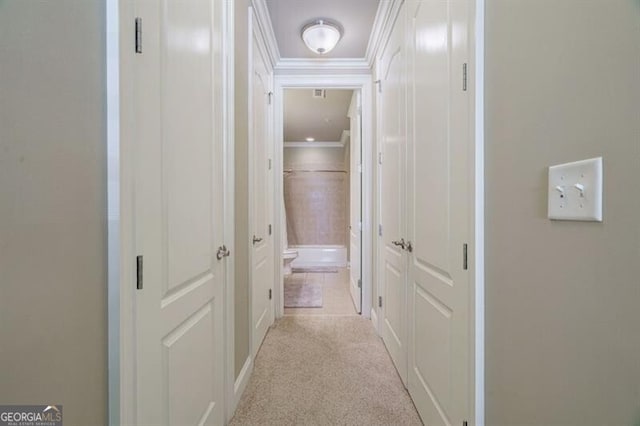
[106,0,236,424]
[247,5,275,361]
[272,74,374,320]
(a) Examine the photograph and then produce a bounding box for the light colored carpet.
[230,316,422,425]
[284,282,323,308]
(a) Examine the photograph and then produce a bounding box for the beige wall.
[0,1,107,424]
[485,1,640,424]
[234,0,251,379]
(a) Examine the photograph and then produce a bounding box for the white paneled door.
[379,3,408,386]
[406,0,472,424]
[133,0,225,424]
[250,12,274,357]
[348,92,362,314]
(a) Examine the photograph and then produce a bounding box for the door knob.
[391,239,406,250]
[404,241,413,253]
[216,245,230,260]
[252,236,263,245]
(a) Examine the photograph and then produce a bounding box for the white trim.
[367,0,405,68]
[284,141,344,148]
[370,308,379,333]
[115,0,136,423]
[222,0,236,423]
[106,0,120,424]
[364,0,394,67]
[340,129,351,146]
[275,58,370,72]
[248,7,276,361]
[273,74,374,321]
[474,0,485,423]
[230,356,253,416]
[250,0,280,68]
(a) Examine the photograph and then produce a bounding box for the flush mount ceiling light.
[301,20,342,55]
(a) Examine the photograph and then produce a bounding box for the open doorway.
[280,88,361,315]
[272,75,374,322]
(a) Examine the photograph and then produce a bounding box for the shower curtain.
[283,169,347,246]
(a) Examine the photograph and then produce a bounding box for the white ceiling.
[284,89,353,142]
[265,0,380,59]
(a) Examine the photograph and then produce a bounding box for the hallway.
[230,315,422,425]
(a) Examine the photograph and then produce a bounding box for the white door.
[250,18,274,357]
[133,0,225,424]
[348,92,362,314]
[406,0,472,424]
[378,3,408,385]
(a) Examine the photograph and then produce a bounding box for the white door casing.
[249,9,275,358]
[378,2,409,386]
[348,91,363,314]
[133,0,225,424]
[406,0,473,424]
[272,75,374,321]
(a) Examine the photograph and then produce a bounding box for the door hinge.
[378,224,383,237]
[268,158,272,170]
[135,17,142,54]
[358,279,362,289]
[358,221,362,232]
[463,422,468,426]
[462,63,468,91]
[378,152,382,165]
[463,243,468,270]
[268,289,272,300]
[268,91,273,105]
[268,224,272,235]
[378,296,383,308]
[374,79,382,93]
[136,255,143,290]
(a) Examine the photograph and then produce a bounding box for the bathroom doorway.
[272,74,375,323]
[280,88,361,315]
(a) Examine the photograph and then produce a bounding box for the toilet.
[282,198,298,275]
[283,248,298,276]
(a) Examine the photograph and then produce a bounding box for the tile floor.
[283,267,358,316]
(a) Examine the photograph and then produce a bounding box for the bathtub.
[289,245,347,268]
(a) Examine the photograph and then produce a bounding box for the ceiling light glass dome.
[301,20,342,55]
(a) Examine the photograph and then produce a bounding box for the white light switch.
[548,157,603,221]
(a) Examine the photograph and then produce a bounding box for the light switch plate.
[548,157,603,221]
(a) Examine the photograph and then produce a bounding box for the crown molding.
[365,0,404,67]
[251,0,280,68]
[275,57,370,72]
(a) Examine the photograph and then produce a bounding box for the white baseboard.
[370,308,379,333]
[230,356,253,417]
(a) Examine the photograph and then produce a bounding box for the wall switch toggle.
[548,157,603,221]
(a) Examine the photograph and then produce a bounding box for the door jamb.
[272,74,374,321]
